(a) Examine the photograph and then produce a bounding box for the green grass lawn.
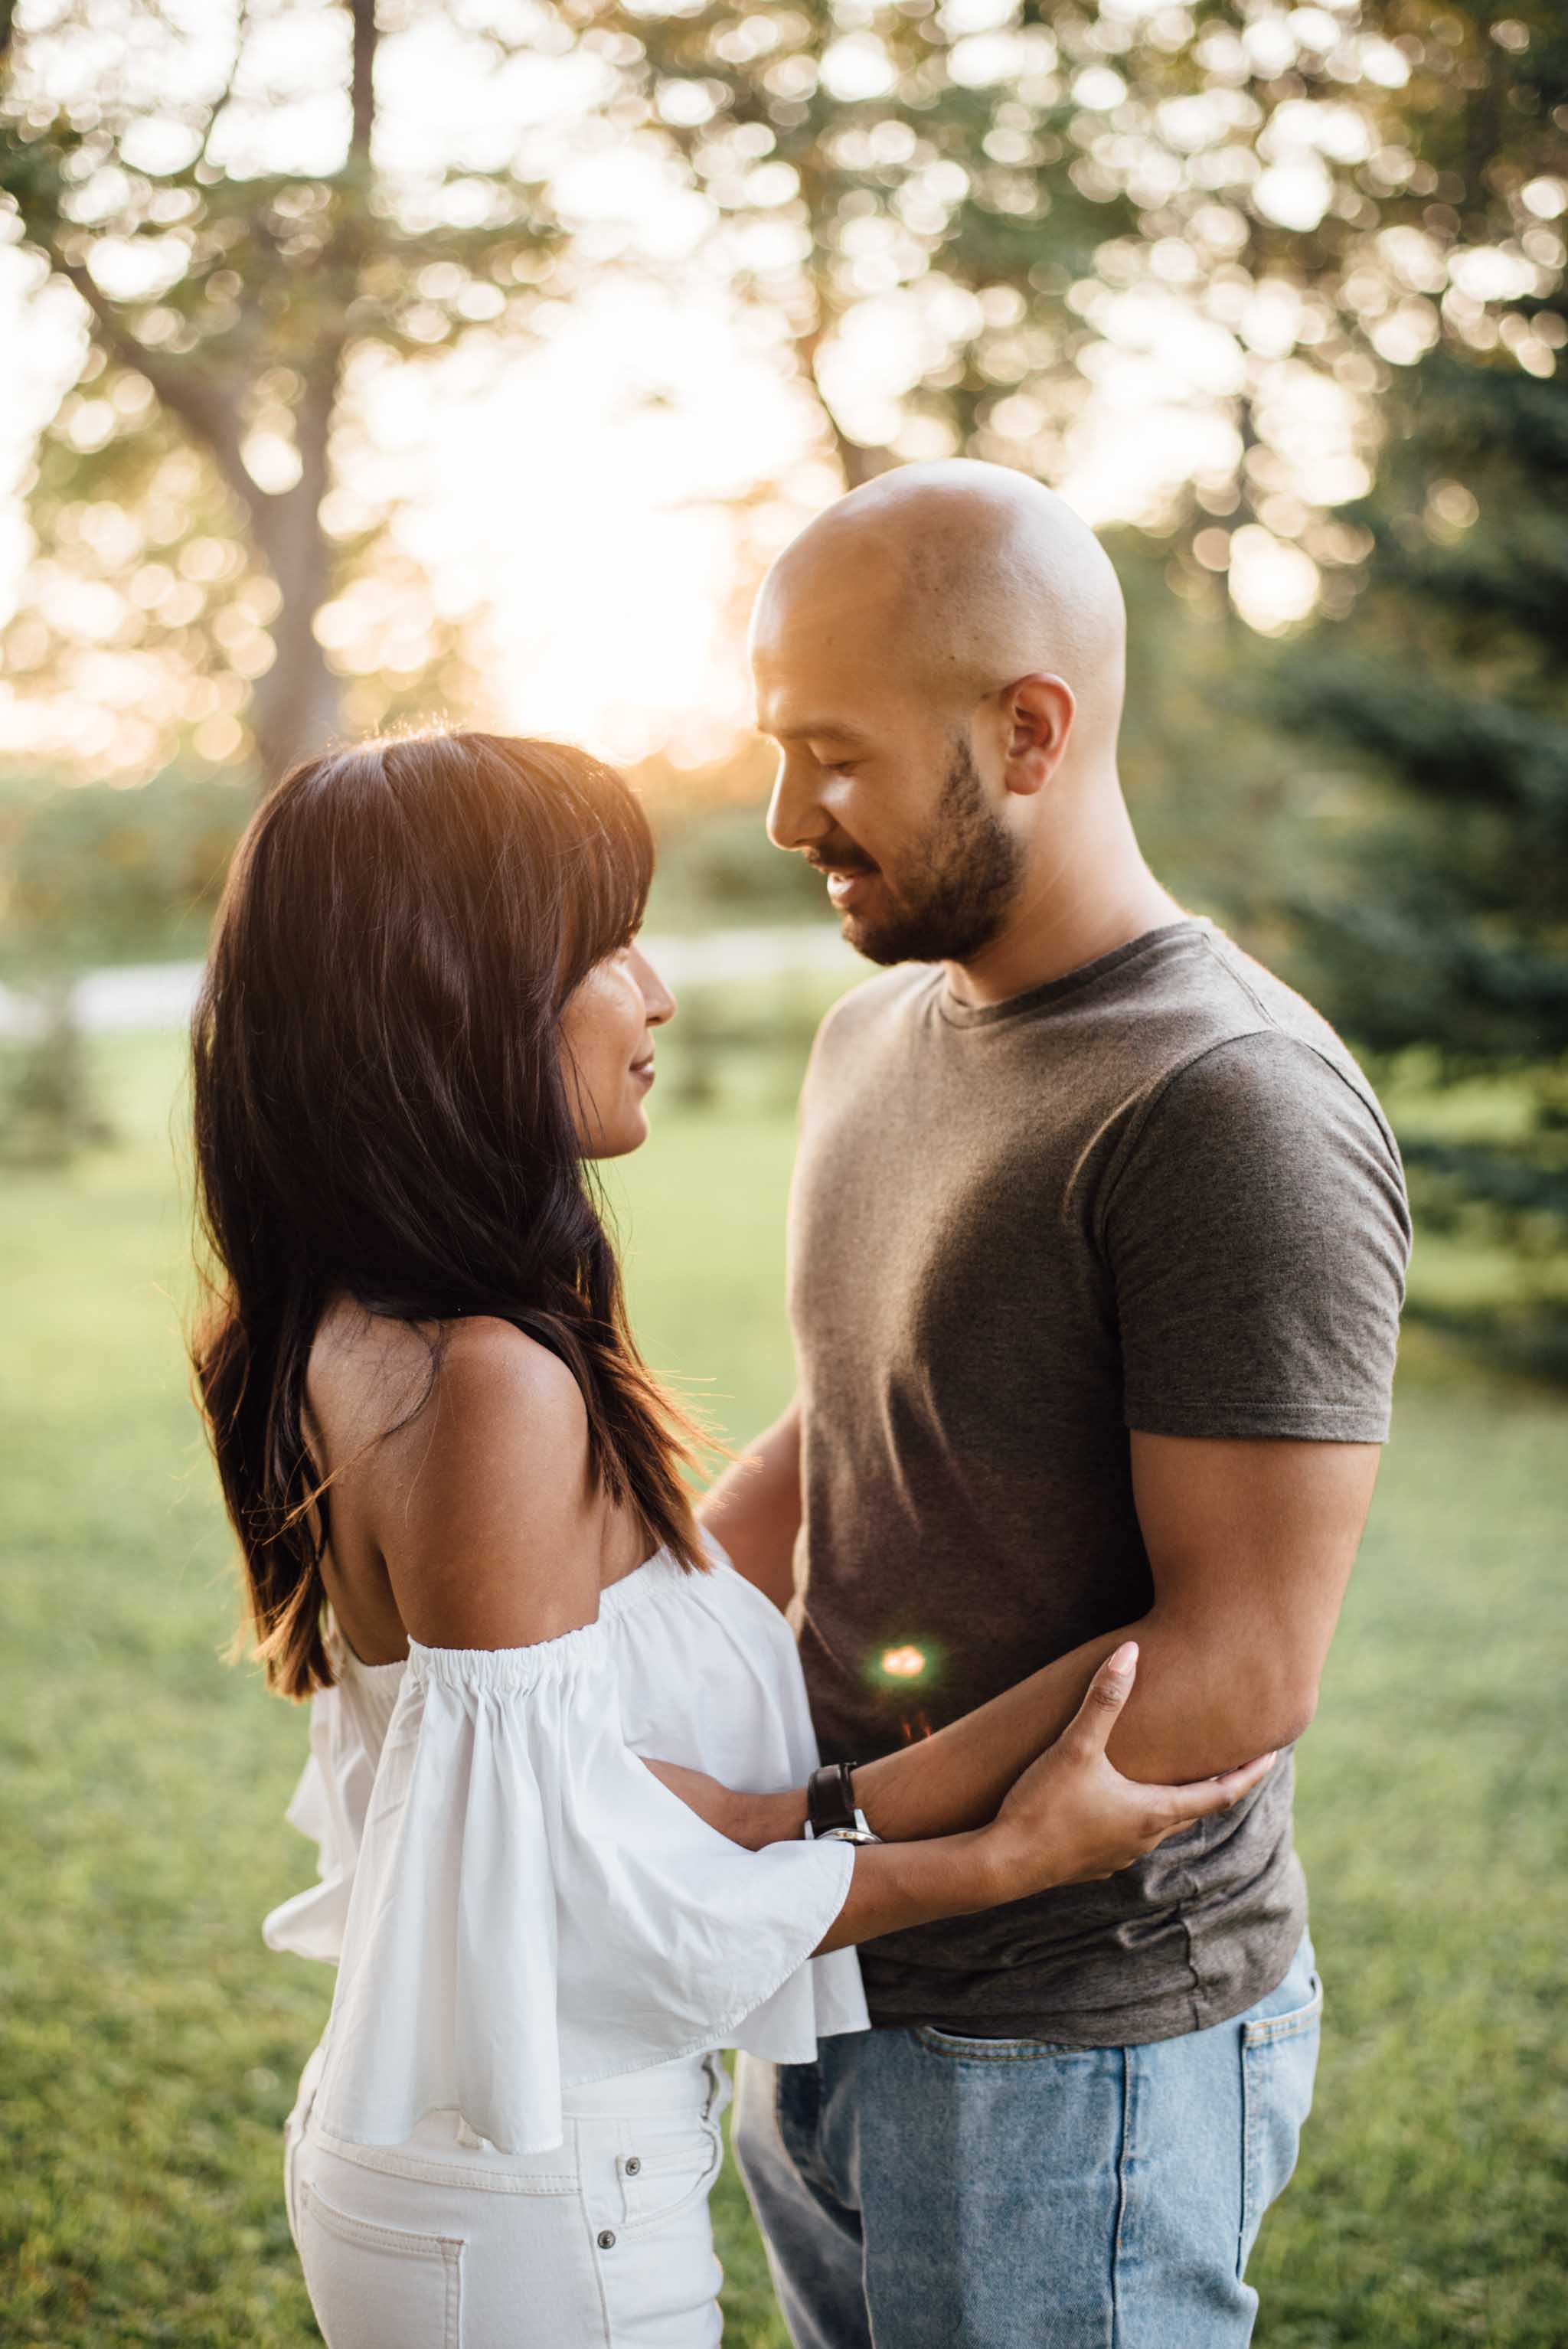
[3,1028,1565,2346]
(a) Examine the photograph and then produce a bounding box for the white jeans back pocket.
[1238,1973,1323,2277]
[298,2177,464,2349]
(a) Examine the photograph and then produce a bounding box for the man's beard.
[845,736,1024,968]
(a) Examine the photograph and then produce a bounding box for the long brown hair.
[191,730,706,1700]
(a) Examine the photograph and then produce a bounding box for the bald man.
[702,462,1410,2347]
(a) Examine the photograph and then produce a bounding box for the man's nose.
[766,754,828,854]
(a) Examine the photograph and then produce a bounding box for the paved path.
[0,926,861,1038]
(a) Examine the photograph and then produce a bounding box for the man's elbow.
[1113,1612,1327,1780]
[1228,1658,1319,1765]
[1165,1648,1320,1779]
[1256,1689,1317,1757]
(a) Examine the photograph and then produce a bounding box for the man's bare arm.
[697,1399,802,1612]
[1105,1432,1378,1779]
[850,1433,1380,1842]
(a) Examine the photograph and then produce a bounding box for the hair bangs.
[479,735,654,999]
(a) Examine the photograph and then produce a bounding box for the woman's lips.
[630,1057,655,1087]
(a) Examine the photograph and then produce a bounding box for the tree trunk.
[248,342,346,782]
[795,319,894,492]
[250,575,344,782]
[245,0,377,783]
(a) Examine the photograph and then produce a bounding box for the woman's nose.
[631,947,676,1026]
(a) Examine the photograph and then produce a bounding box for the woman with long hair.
[191,730,1272,2348]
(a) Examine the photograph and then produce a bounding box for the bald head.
[752,461,1160,986]
[753,459,1126,753]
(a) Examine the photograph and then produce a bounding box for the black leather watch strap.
[805,1760,860,1841]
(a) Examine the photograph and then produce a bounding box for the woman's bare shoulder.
[429,1315,589,1435]
[310,1304,583,1448]
[318,1309,599,1648]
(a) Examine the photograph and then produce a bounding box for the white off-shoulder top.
[263,1540,868,2155]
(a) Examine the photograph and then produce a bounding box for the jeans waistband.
[293,2040,729,2186]
[560,2049,727,2123]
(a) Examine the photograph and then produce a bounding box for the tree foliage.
[3,2,1564,790]
[1249,2,1568,1370]
[0,0,560,779]
[606,0,1567,599]
[1266,348,1568,1367]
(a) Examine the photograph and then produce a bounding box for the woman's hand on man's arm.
[813,1648,1276,1952]
[642,1648,1276,1957]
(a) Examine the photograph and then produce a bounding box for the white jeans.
[284,2041,730,2347]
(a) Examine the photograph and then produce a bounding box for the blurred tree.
[1109,527,1309,927]
[0,0,560,782]
[598,0,1130,488]
[604,0,1565,622]
[1263,351,1568,1371]
[1247,3,1568,1371]
[5,1,1562,788]
[0,762,247,1158]
[0,763,247,969]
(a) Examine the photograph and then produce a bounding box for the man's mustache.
[806,841,879,877]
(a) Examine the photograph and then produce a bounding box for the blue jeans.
[733,1933,1321,2349]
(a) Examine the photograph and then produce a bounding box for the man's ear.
[1001,673,1075,796]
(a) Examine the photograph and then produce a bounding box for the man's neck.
[944,809,1187,1011]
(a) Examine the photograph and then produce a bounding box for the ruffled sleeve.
[312,1618,855,2156]
[261,1671,388,1965]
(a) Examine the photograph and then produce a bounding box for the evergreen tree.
[1263,347,1568,1373]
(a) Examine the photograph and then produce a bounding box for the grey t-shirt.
[788,918,1410,2044]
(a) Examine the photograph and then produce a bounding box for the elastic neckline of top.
[404,1549,684,1689]
[935,917,1210,1029]
[337,1647,407,1681]
[330,1621,411,1679]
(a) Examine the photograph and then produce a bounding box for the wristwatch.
[803,1759,881,1845]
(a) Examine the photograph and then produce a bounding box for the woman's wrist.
[971,1816,1057,1906]
[733,1784,1057,1886]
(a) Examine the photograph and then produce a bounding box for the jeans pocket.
[1237,1973,1323,2279]
[297,2177,465,2349]
[912,2025,1083,2063]
[615,2117,725,2240]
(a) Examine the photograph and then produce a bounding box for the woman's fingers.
[1063,1641,1140,1755]
[1158,1750,1278,1825]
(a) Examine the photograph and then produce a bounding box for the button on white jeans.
[284,2044,730,2348]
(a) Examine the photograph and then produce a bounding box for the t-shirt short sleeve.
[1102,1029,1412,1442]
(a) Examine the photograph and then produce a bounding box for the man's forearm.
[717,1597,1304,1855]
[698,1401,802,1613]
[848,1628,1128,1842]
[845,1602,1312,1844]
[724,1621,1157,1851]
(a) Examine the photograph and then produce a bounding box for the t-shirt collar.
[935,917,1212,1029]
